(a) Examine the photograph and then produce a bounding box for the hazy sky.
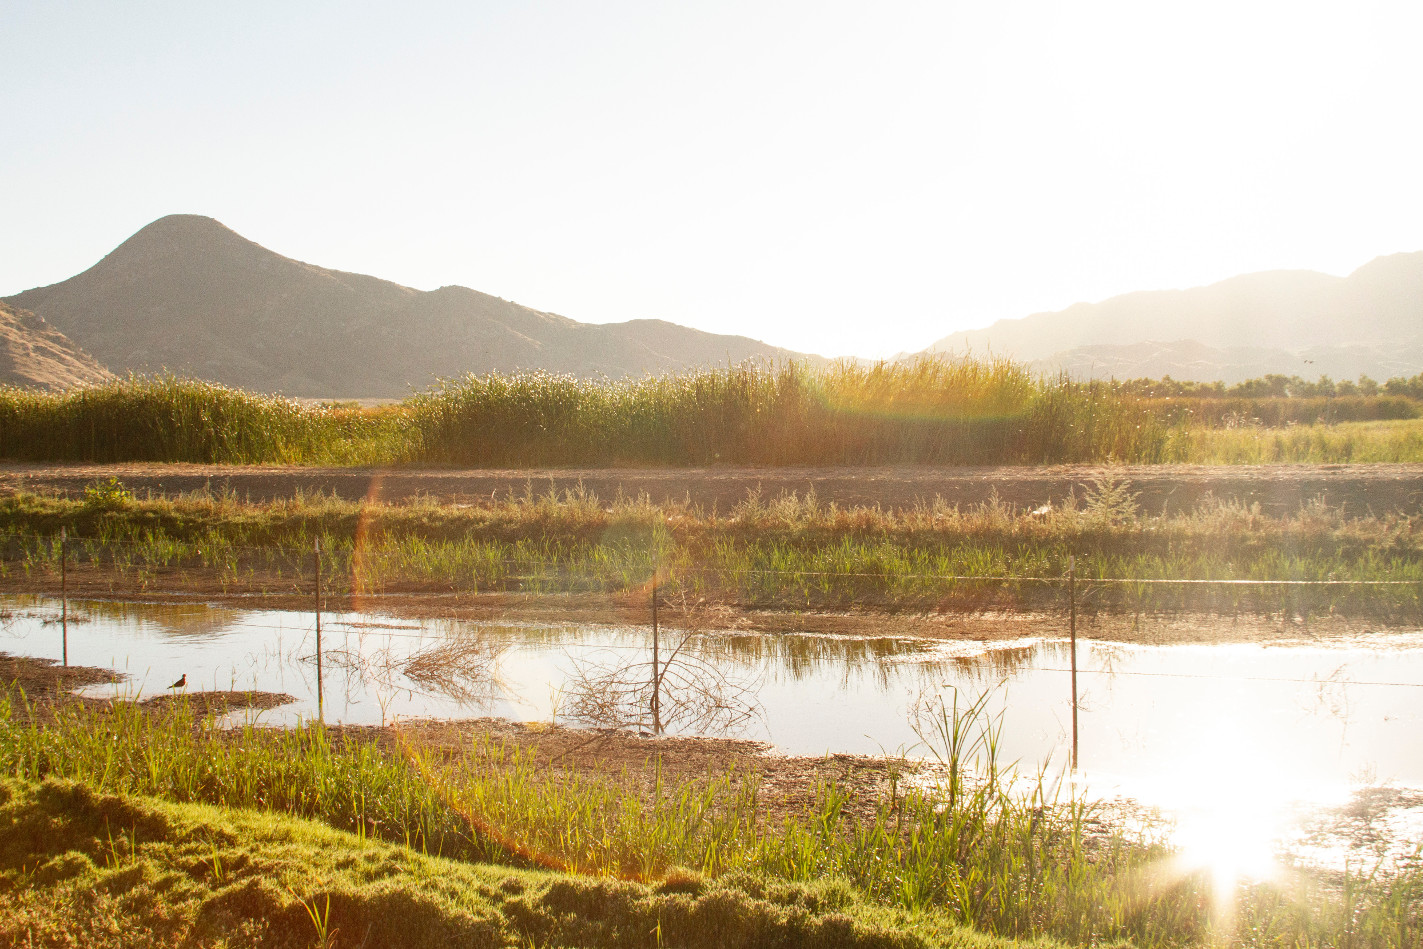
[3,1,1421,357]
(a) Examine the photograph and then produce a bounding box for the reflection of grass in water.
[947,645,1045,682]
[692,633,930,688]
[1,692,1419,946]
[66,598,246,638]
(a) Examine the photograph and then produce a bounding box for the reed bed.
[1,691,1416,947]
[409,358,1177,466]
[3,361,1422,466]
[0,375,412,465]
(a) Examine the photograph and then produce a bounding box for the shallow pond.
[4,594,1422,872]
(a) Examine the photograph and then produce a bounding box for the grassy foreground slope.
[2,694,1419,948]
[0,777,991,949]
[2,360,1420,466]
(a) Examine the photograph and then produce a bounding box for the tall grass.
[1174,419,1423,464]
[0,375,412,464]
[410,358,1176,466]
[1142,394,1420,427]
[4,364,1421,466]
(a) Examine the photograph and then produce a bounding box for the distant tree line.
[1115,372,1423,400]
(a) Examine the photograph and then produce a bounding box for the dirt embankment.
[4,462,1423,516]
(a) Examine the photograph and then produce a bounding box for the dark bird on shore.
[169,674,186,689]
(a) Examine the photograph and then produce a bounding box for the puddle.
[4,594,1422,872]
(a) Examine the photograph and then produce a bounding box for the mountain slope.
[924,254,1423,381]
[0,301,111,389]
[5,215,810,397]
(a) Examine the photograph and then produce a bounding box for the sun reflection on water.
[1107,713,1359,912]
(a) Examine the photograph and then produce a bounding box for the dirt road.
[3,462,1422,515]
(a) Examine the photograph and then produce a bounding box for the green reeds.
[410,357,1176,466]
[0,375,412,464]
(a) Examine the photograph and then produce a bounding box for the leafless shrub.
[562,626,763,737]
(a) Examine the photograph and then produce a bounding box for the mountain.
[923,254,1423,382]
[1027,339,1423,386]
[0,300,111,390]
[4,215,812,397]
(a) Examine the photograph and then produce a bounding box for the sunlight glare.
[1130,717,1298,907]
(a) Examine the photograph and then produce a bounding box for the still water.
[4,594,1422,868]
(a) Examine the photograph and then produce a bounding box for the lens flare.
[349,471,386,613]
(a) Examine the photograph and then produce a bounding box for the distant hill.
[1028,339,1423,386]
[5,215,813,398]
[924,254,1423,382]
[0,301,111,390]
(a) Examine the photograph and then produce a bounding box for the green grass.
[3,483,1420,619]
[1173,418,1423,464]
[0,776,987,949]
[2,693,1419,947]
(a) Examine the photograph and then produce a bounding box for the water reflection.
[3,592,1422,874]
[45,597,248,639]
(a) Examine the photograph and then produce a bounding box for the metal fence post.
[1069,554,1078,772]
[60,527,68,667]
[314,537,324,722]
[651,552,661,736]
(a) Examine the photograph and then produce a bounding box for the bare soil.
[4,461,1423,516]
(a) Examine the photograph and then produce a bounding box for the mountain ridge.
[922,253,1423,381]
[0,300,112,390]
[6,215,814,398]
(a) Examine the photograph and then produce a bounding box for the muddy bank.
[345,718,927,828]
[0,652,292,716]
[4,461,1423,516]
[0,651,119,697]
[0,652,923,826]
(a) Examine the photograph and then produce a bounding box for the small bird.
[168,674,187,690]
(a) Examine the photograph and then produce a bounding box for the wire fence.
[4,528,1420,635]
[5,529,1421,586]
[7,530,1423,763]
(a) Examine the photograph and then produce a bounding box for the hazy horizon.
[4,1,1422,358]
